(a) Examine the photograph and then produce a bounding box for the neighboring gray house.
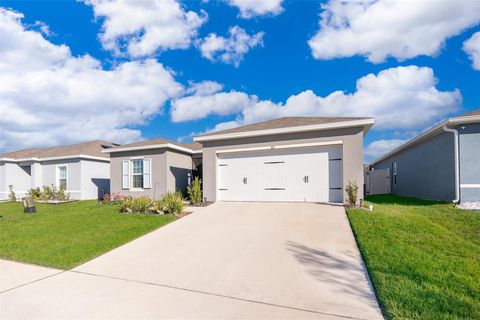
[104,139,202,199]
[370,109,480,203]
[194,117,374,204]
[0,140,116,200]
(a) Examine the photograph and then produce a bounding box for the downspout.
[442,124,460,203]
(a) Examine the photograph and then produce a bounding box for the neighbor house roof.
[103,138,202,154]
[0,140,117,162]
[182,141,203,152]
[194,116,375,142]
[370,109,480,166]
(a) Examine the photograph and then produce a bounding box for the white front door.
[217,146,343,203]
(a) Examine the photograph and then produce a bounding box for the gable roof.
[370,109,480,166]
[182,141,203,151]
[0,140,117,161]
[195,116,374,142]
[103,138,201,154]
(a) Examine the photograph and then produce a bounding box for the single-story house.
[194,117,374,204]
[103,139,202,199]
[369,109,480,203]
[0,140,117,200]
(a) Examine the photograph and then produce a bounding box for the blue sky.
[1,0,479,162]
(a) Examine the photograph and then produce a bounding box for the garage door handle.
[243,177,247,184]
[303,176,309,183]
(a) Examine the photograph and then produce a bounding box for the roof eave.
[370,115,480,167]
[194,118,375,142]
[1,154,109,163]
[103,143,194,154]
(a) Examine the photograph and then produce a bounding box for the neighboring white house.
[0,140,117,200]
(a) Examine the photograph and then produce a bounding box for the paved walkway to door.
[0,202,383,319]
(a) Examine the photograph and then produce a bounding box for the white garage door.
[217,146,343,203]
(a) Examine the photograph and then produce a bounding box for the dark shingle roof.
[458,109,480,117]
[182,141,203,151]
[109,138,185,150]
[106,138,201,152]
[199,116,372,137]
[0,140,116,159]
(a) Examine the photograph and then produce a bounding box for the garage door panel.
[217,146,343,203]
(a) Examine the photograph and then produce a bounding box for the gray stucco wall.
[80,160,110,200]
[458,123,480,202]
[166,151,194,193]
[41,159,83,199]
[200,127,365,203]
[374,131,455,202]
[0,162,31,200]
[110,149,167,199]
[0,164,5,200]
[110,148,194,199]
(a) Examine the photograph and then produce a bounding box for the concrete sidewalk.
[0,202,383,319]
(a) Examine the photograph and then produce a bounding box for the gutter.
[442,124,460,203]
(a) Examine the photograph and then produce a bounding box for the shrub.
[119,197,133,213]
[131,196,152,213]
[41,185,53,200]
[102,193,111,202]
[158,191,185,216]
[118,196,152,214]
[27,187,42,200]
[57,186,70,201]
[187,177,202,205]
[8,185,16,202]
[345,180,359,206]
[34,185,70,201]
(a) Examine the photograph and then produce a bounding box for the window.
[392,162,397,186]
[58,166,67,189]
[132,159,144,189]
[122,158,151,190]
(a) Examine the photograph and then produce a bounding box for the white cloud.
[364,139,406,160]
[198,26,264,67]
[0,8,183,152]
[171,66,461,132]
[84,0,207,57]
[171,90,257,122]
[185,80,224,96]
[463,31,480,70]
[226,0,283,18]
[308,0,480,63]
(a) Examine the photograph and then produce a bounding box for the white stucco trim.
[102,143,194,154]
[460,184,480,188]
[194,119,374,142]
[215,141,343,155]
[273,140,343,150]
[216,146,272,154]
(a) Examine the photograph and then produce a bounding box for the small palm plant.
[345,180,359,206]
[187,177,202,205]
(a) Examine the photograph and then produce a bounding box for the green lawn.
[347,195,480,320]
[0,201,175,269]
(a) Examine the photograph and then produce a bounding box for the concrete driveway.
[0,202,382,320]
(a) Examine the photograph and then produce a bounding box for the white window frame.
[122,160,130,189]
[125,158,152,191]
[130,159,144,191]
[56,165,68,190]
